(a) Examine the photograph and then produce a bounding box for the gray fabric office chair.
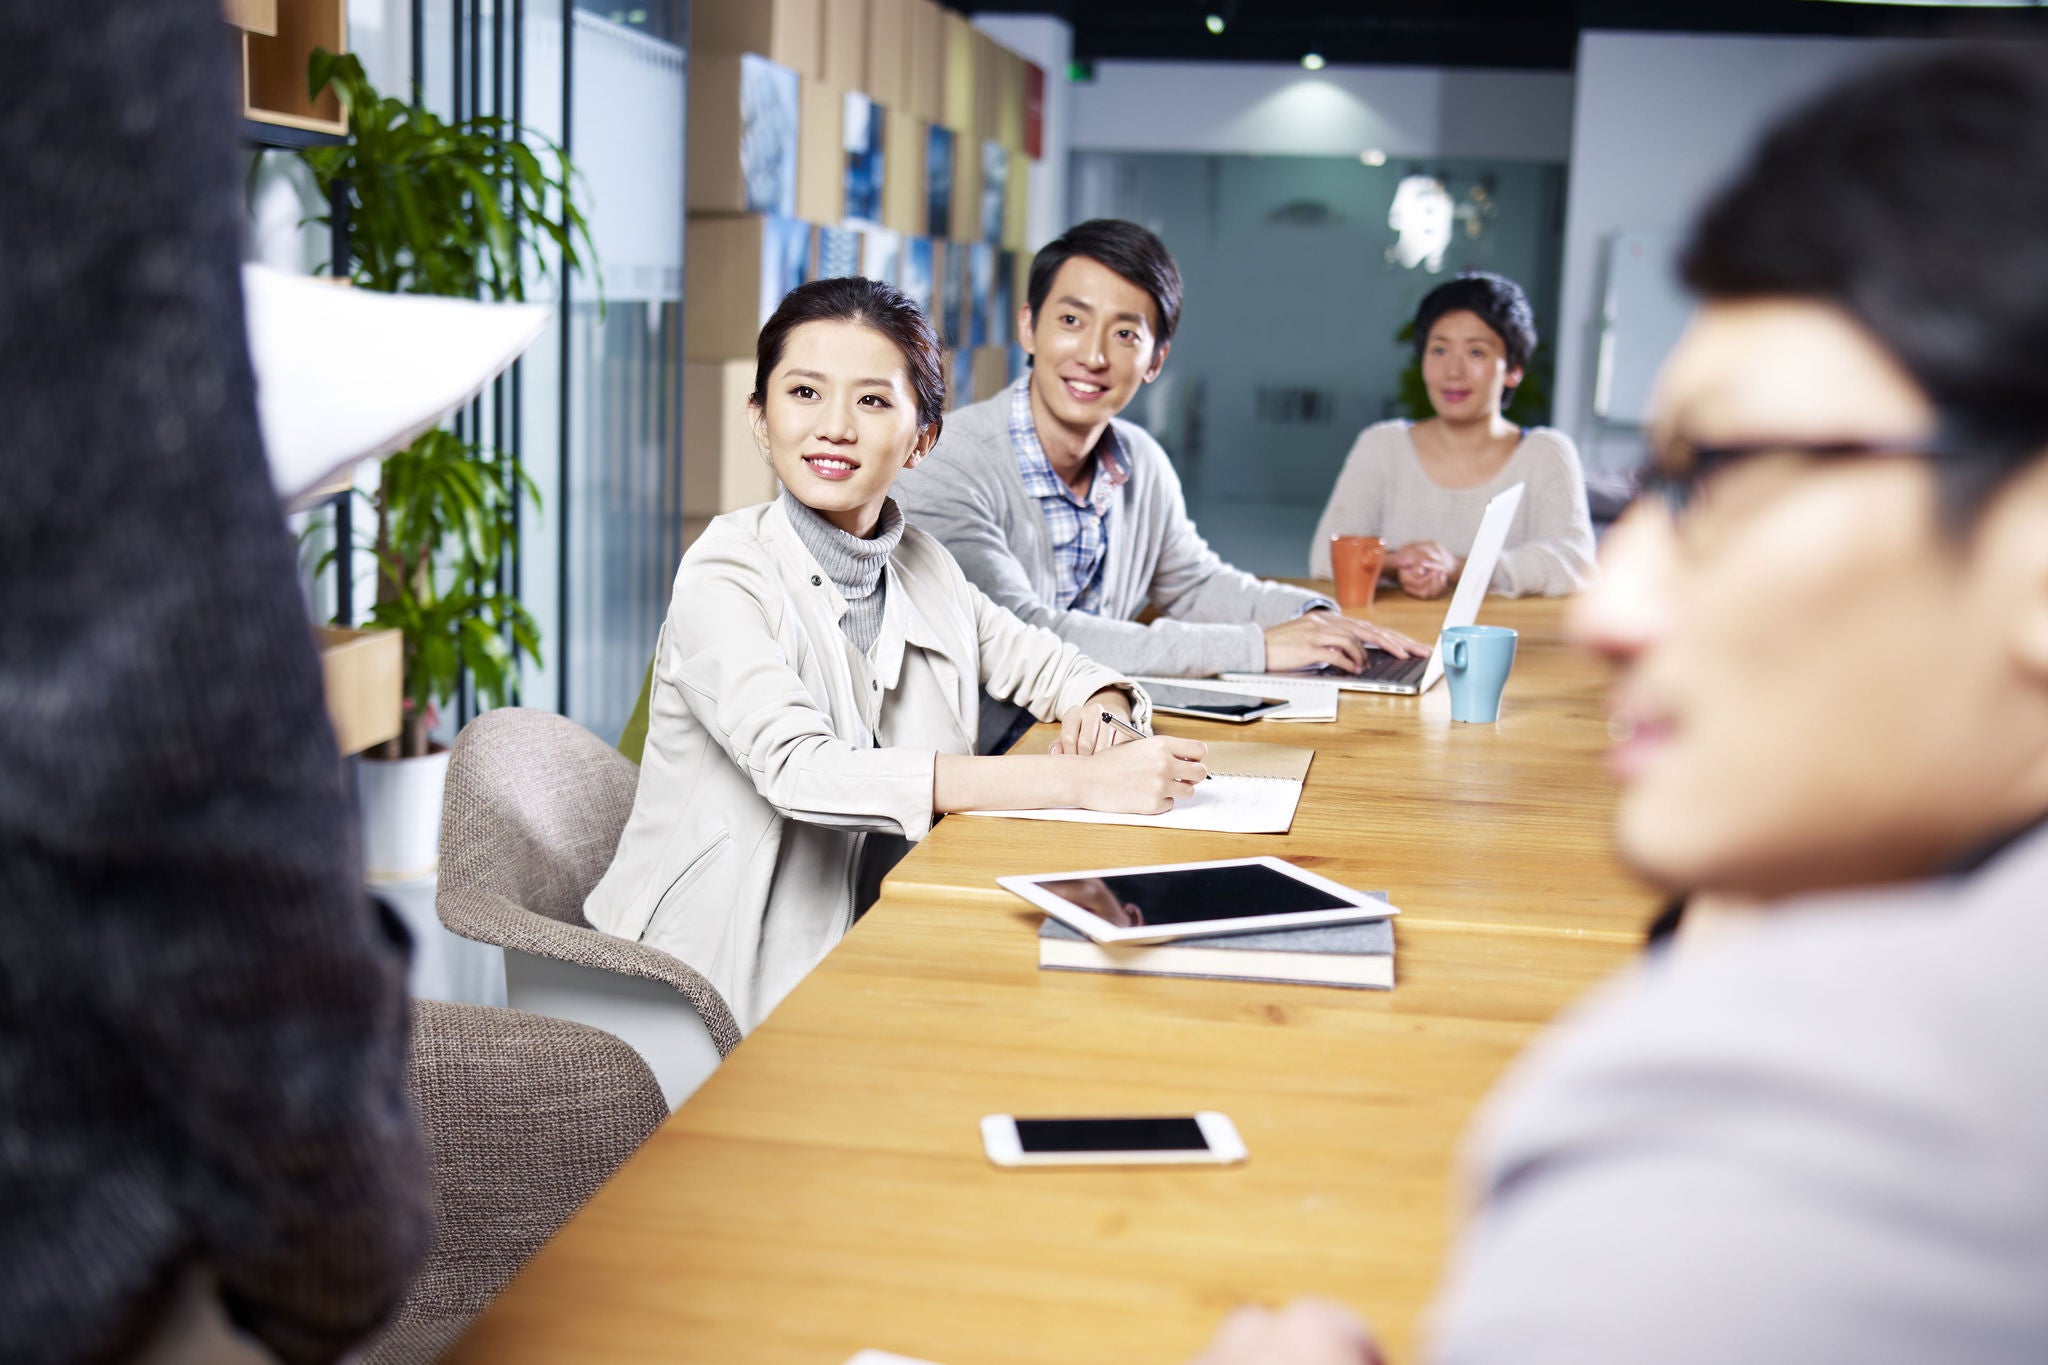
[361,1000,667,1363]
[436,707,741,1105]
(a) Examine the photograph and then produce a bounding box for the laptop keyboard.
[1355,649,1428,684]
[1316,650,1428,685]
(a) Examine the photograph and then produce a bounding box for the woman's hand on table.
[1389,541,1460,599]
[1188,1299,1386,1365]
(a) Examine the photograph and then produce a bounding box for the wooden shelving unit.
[237,0,348,139]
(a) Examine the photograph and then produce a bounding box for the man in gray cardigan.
[895,219,1423,751]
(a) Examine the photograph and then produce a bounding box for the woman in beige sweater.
[1309,273,1595,597]
[586,278,1206,1031]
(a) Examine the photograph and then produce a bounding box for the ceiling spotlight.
[1360,149,1387,166]
[1301,52,1327,71]
[1206,13,1225,34]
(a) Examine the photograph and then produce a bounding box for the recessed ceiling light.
[1360,149,1387,166]
[1206,14,1225,34]
[1302,52,1326,71]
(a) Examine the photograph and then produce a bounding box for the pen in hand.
[1101,709,1211,781]
[1098,708,1150,743]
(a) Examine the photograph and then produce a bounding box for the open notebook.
[960,741,1313,834]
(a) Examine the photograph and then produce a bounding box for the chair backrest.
[438,708,640,926]
[362,999,667,1362]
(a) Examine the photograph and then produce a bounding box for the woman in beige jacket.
[586,278,1208,1032]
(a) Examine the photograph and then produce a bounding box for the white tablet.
[997,856,1398,945]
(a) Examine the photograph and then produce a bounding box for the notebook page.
[960,773,1302,834]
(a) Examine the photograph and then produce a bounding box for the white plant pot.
[356,747,451,882]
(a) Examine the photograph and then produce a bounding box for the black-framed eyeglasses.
[1636,438,1941,518]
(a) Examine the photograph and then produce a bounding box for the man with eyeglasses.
[1187,43,2048,1365]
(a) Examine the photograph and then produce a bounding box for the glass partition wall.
[324,0,687,746]
[1070,151,1564,577]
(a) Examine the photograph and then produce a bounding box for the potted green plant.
[300,50,596,878]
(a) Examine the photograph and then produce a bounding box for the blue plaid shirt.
[1008,377,1130,613]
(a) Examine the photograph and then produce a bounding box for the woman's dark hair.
[1026,219,1183,347]
[1411,272,1538,373]
[1682,44,2048,516]
[752,276,946,432]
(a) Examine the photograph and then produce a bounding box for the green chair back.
[616,657,656,766]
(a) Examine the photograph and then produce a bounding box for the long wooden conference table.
[452,593,1658,1365]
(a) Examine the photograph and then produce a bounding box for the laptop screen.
[1417,481,1524,693]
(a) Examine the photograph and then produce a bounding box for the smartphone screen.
[1013,1116,1210,1153]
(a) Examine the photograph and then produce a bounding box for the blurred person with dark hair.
[0,2,429,1361]
[1309,272,1595,598]
[897,219,1426,754]
[1191,43,2048,1365]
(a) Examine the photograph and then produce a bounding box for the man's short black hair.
[1411,272,1538,372]
[1026,219,1183,348]
[1682,44,2048,517]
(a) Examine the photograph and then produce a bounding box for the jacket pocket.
[642,830,733,944]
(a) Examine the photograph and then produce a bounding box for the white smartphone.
[979,1113,1247,1167]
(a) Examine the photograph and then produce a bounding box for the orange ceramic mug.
[1330,535,1386,611]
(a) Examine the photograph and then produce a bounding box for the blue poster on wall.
[938,243,964,350]
[925,125,957,239]
[967,243,995,349]
[861,227,903,287]
[738,54,799,218]
[900,237,936,317]
[757,214,813,325]
[991,249,1017,343]
[843,92,886,228]
[815,224,860,280]
[980,140,1009,246]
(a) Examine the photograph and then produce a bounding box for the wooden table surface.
[893,595,1651,949]
[451,592,1656,1365]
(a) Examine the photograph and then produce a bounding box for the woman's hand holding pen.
[1043,690,1205,813]
[1073,734,1209,814]
[1051,688,1142,756]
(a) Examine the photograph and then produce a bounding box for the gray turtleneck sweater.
[780,491,905,653]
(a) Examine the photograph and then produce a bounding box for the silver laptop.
[1224,481,1525,697]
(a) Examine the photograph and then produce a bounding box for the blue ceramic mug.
[1442,625,1518,723]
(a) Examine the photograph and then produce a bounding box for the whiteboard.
[1593,230,1695,425]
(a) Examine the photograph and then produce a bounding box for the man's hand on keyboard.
[1264,609,1428,674]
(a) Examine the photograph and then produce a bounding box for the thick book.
[1037,899,1394,991]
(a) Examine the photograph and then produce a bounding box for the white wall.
[971,14,1073,250]
[1068,60,1575,162]
[1555,30,1921,472]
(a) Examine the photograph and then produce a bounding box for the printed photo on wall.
[980,140,1009,246]
[843,92,887,227]
[925,125,957,239]
[950,349,973,410]
[938,242,964,349]
[967,242,995,349]
[739,54,799,218]
[899,237,936,316]
[815,223,861,280]
[757,214,813,326]
[861,227,904,287]
[991,249,1017,340]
